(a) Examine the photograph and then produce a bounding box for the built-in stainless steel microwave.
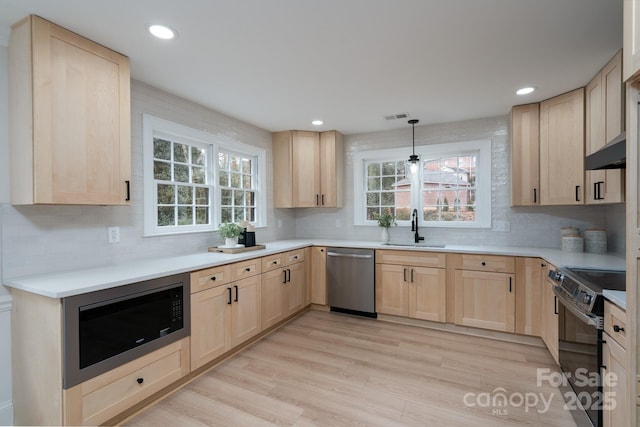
[62,272,190,389]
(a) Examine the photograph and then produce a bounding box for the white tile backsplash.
[0,74,625,278]
[0,80,296,278]
[294,116,623,251]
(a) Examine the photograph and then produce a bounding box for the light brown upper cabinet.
[9,15,131,205]
[510,103,540,206]
[624,0,640,81]
[539,88,585,205]
[272,130,344,208]
[585,51,625,205]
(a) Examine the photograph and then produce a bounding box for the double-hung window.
[355,139,491,228]
[143,115,266,236]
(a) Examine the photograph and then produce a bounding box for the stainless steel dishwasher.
[326,247,376,317]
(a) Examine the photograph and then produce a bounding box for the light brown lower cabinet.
[540,263,559,364]
[375,263,446,322]
[514,257,543,336]
[454,269,515,332]
[602,334,629,427]
[310,246,327,305]
[602,300,629,427]
[190,274,261,370]
[63,337,190,426]
[261,258,306,330]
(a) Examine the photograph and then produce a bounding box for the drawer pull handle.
[137,377,144,385]
[481,262,486,266]
[245,267,251,272]
[613,325,625,333]
[294,255,298,260]
[272,260,278,265]
[210,276,217,281]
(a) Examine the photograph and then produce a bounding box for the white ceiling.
[0,0,623,135]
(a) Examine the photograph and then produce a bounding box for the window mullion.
[411,164,421,224]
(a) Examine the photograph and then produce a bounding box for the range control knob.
[581,292,592,305]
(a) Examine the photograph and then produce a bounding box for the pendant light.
[408,119,419,173]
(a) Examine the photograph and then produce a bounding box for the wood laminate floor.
[125,311,578,427]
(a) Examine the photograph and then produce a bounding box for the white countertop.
[603,290,627,311]
[3,239,626,298]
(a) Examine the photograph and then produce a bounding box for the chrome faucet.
[411,209,424,244]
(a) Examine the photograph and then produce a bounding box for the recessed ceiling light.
[311,120,324,126]
[516,87,535,95]
[148,24,176,40]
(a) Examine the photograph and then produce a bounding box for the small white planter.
[381,228,390,244]
[225,237,239,247]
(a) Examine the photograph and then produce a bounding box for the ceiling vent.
[384,113,409,121]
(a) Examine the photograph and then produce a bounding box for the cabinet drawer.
[285,249,305,265]
[231,258,262,281]
[64,337,190,426]
[376,249,446,268]
[262,253,285,272]
[454,254,515,273]
[190,264,232,293]
[604,301,627,349]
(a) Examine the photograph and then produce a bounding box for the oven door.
[554,288,602,427]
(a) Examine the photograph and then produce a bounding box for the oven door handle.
[552,286,602,329]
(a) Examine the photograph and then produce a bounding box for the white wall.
[295,115,625,252]
[0,43,14,426]
[1,80,297,278]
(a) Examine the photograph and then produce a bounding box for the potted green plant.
[373,211,396,244]
[218,223,244,247]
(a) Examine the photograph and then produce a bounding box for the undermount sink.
[384,242,446,248]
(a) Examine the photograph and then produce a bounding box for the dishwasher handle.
[327,252,373,259]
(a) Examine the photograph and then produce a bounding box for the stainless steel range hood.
[584,131,626,170]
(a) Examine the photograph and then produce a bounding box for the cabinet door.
[514,258,542,336]
[624,0,640,81]
[454,270,515,332]
[408,266,446,322]
[285,262,305,315]
[292,131,320,207]
[319,131,344,208]
[190,286,231,370]
[261,268,287,329]
[539,88,585,205]
[510,104,540,206]
[11,15,131,205]
[375,264,409,316]
[541,276,559,364]
[231,275,261,346]
[310,247,327,305]
[272,131,294,208]
[587,52,625,205]
[602,335,629,427]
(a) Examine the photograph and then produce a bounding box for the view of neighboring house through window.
[355,139,490,228]
[422,154,477,222]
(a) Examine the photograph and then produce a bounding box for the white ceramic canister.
[560,227,580,237]
[562,234,584,252]
[584,228,607,254]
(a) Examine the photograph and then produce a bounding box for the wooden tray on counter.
[208,244,266,254]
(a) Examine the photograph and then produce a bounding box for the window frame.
[142,114,267,237]
[354,139,491,228]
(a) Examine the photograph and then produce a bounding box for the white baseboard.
[0,400,13,426]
